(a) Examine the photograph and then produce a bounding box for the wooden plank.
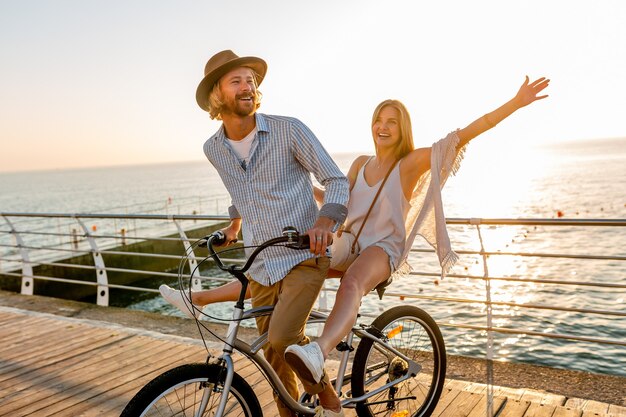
[0,337,170,414]
[0,331,129,385]
[1,309,624,417]
[8,342,205,416]
[495,386,526,401]
[499,399,532,417]
[0,334,148,401]
[581,412,607,417]
[552,405,583,417]
[439,390,483,417]
[566,399,589,409]
[446,379,471,391]
[521,389,566,406]
[0,328,130,381]
[0,326,111,365]
[432,388,463,417]
[0,328,205,412]
[568,398,615,416]
[49,350,225,416]
[582,400,611,414]
[59,344,212,416]
[0,314,43,329]
[0,318,62,351]
[466,395,507,417]
[524,402,557,417]
[607,404,626,417]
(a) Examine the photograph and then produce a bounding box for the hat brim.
[196,56,267,112]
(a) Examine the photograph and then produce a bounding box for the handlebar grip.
[199,231,227,248]
[285,234,333,250]
[285,234,311,250]
[212,231,227,246]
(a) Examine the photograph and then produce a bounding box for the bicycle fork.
[199,303,245,417]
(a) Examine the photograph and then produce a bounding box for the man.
[197,49,349,417]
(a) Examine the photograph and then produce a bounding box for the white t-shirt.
[227,127,257,169]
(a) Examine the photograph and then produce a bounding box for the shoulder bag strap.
[350,159,399,254]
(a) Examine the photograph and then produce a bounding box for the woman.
[161,76,550,387]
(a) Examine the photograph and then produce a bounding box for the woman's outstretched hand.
[515,76,550,108]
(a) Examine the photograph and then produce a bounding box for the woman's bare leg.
[190,272,341,307]
[191,280,248,305]
[315,246,391,358]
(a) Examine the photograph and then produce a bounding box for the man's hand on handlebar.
[306,216,335,256]
[215,218,241,247]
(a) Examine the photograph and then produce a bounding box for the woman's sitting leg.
[285,246,391,382]
[159,280,247,318]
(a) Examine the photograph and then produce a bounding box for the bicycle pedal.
[335,341,354,352]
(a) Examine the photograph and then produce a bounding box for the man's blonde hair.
[371,99,415,160]
[207,68,263,120]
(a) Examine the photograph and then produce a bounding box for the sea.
[1,137,625,379]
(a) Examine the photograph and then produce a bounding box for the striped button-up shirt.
[203,113,349,285]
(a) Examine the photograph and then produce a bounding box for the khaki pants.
[249,257,331,417]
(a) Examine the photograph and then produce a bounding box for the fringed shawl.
[394,130,466,279]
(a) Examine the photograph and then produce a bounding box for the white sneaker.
[284,342,325,384]
[314,405,345,417]
[159,284,201,319]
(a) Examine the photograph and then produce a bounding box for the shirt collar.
[254,113,270,134]
[216,112,269,142]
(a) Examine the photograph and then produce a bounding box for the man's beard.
[223,93,257,117]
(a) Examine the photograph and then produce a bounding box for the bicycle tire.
[120,363,262,417]
[351,305,446,417]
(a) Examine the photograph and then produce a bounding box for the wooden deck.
[0,307,624,417]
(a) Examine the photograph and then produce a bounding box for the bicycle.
[121,227,447,417]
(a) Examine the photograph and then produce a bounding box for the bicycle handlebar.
[203,227,311,275]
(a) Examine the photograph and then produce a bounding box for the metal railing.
[1,212,625,381]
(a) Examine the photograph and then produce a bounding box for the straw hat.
[195,50,267,112]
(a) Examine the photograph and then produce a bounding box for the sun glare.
[445,143,552,219]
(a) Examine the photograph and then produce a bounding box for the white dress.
[345,130,467,278]
[344,158,411,271]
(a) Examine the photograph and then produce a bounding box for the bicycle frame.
[203,231,424,416]
[209,301,423,416]
[120,231,443,417]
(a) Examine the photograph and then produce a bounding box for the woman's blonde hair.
[371,99,415,160]
[207,68,263,120]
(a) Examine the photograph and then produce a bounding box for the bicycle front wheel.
[351,305,446,417]
[120,363,262,417]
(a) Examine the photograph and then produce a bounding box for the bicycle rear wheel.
[120,363,261,417]
[351,305,446,417]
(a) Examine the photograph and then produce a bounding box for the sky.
[0,0,625,173]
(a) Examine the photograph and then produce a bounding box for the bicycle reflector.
[386,324,403,339]
[390,411,409,417]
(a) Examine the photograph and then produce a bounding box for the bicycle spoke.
[121,364,260,417]
[352,306,446,417]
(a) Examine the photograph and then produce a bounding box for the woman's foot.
[159,284,202,319]
[284,341,325,384]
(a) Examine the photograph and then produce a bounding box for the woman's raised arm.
[457,76,550,148]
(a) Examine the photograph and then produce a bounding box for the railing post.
[173,219,202,291]
[471,218,494,417]
[76,217,109,306]
[3,215,34,296]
